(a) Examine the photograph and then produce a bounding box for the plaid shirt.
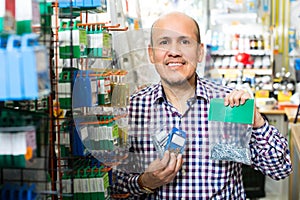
[111,75,292,199]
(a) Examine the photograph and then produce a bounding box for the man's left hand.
[224,89,265,128]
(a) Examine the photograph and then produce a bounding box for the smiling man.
[110,11,292,199]
[148,12,202,114]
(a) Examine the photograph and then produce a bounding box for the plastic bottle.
[87,25,93,57]
[250,35,257,50]
[64,21,71,58]
[211,31,219,51]
[93,25,99,58]
[102,27,112,58]
[15,0,33,35]
[244,34,250,50]
[72,21,80,58]
[97,25,103,57]
[257,35,264,50]
[231,34,239,50]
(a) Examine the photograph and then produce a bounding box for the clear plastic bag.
[208,121,252,165]
[208,98,254,165]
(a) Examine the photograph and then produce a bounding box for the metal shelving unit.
[0,1,54,199]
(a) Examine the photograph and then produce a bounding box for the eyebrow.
[155,35,192,42]
[178,36,192,41]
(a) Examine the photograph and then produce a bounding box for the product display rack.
[0,0,54,199]
[49,1,131,199]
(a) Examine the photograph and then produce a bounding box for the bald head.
[150,12,201,46]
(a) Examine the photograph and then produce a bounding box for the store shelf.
[210,68,272,76]
[211,49,271,56]
[211,11,258,25]
[207,0,274,89]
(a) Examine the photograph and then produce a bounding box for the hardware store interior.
[0,0,299,199]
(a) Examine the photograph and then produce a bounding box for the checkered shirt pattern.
[111,75,292,199]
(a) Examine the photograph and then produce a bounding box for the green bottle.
[15,0,32,35]
[97,25,103,57]
[65,21,71,58]
[72,20,80,58]
[93,25,99,57]
[98,76,106,105]
[87,25,94,57]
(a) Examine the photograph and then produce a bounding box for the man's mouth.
[166,61,186,67]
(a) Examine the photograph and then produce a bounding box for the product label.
[0,0,5,17]
[79,28,87,52]
[15,0,32,21]
[102,32,112,57]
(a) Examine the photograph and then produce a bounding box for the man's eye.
[159,40,168,45]
[181,39,191,45]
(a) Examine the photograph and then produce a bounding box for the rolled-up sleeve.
[110,171,146,197]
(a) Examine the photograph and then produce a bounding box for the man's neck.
[163,80,196,114]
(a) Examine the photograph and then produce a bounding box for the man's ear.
[197,43,204,63]
[148,44,155,63]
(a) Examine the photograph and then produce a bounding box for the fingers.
[158,153,183,182]
[145,151,170,173]
[146,150,177,174]
[152,152,179,175]
[165,152,183,172]
[175,153,183,171]
[224,89,251,107]
[144,152,183,188]
[161,150,171,166]
[165,152,178,171]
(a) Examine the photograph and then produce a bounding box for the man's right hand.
[140,150,184,189]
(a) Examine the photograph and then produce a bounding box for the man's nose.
[167,42,182,56]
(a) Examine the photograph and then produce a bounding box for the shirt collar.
[153,74,210,104]
[153,82,165,104]
[195,75,210,102]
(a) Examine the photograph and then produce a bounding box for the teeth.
[168,63,182,67]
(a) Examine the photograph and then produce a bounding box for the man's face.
[148,14,203,86]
